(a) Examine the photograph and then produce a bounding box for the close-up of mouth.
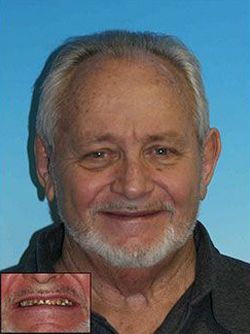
[2,275,91,333]
[101,210,166,220]
[7,291,89,332]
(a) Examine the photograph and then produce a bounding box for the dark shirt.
[2,222,250,333]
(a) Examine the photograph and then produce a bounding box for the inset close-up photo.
[1,273,91,333]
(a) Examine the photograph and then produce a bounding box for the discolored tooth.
[20,300,35,307]
[38,300,45,305]
[64,299,72,305]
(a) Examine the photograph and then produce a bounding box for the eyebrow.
[143,132,186,142]
[79,131,187,147]
[78,133,118,146]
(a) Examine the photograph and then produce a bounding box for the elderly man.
[2,31,250,333]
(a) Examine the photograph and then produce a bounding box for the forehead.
[68,54,193,104]
[58,55,196,145]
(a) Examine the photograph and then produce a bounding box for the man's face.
[43,57,205,267]
[1,273,90,333]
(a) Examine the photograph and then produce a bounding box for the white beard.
[63,215,197,268]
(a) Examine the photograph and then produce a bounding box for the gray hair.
[36,30,209,150]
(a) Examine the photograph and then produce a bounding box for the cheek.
[156,165,201,208]
[73,274,91,298]
[1,274,20,299]
[1,275,8,305]
[1,274,24,321]
[58,168,113,215]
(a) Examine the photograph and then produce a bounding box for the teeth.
[19,299,73,307]
[38,300,45,305]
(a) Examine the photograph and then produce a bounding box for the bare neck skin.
[55,233,196,334]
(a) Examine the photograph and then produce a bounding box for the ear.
[34,136,55,202]
[199,128,221,200]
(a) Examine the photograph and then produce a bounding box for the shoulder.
[215,252,250,293]
[1,223,64,273]
[212,252,250,332]
[216,251,250,278]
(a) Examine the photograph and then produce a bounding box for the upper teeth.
[19,299,73,307]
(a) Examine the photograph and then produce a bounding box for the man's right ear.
[34,136,55,202]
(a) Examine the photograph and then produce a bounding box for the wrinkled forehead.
[68,52,192,101]
[55,53,196,146]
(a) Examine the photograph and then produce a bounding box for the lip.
[101,210,163,218]
[99,210,168,237]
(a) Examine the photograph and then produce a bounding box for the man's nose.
[111,158,154,200]
[23,274,61,284]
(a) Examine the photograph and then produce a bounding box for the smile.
[101,210,164,220]
[19,298,73,307]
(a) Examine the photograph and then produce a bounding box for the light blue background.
[1,0,249,269]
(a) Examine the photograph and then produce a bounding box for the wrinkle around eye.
[78,150,120,170]
[147,145,179,157]
[145,146,182,166]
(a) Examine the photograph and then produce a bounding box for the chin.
[65,218,197,268]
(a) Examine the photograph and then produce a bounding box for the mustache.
[91,200,175,214]
[8,286,80,304]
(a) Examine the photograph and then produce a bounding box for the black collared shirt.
[2,222,250,333]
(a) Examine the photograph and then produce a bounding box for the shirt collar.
[36,223,64,272]
[190,221,218,305]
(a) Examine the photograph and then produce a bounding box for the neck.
[55,231,196,299]
[55,231,196,334]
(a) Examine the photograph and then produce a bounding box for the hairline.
[36,31,210,152]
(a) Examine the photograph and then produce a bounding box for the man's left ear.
[200,128,221,200]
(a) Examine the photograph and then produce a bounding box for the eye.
[152,146,176,157]
[80,149,119,169]
[87,151,107,159]
[145,145,179,164]
[154,147,170,156]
